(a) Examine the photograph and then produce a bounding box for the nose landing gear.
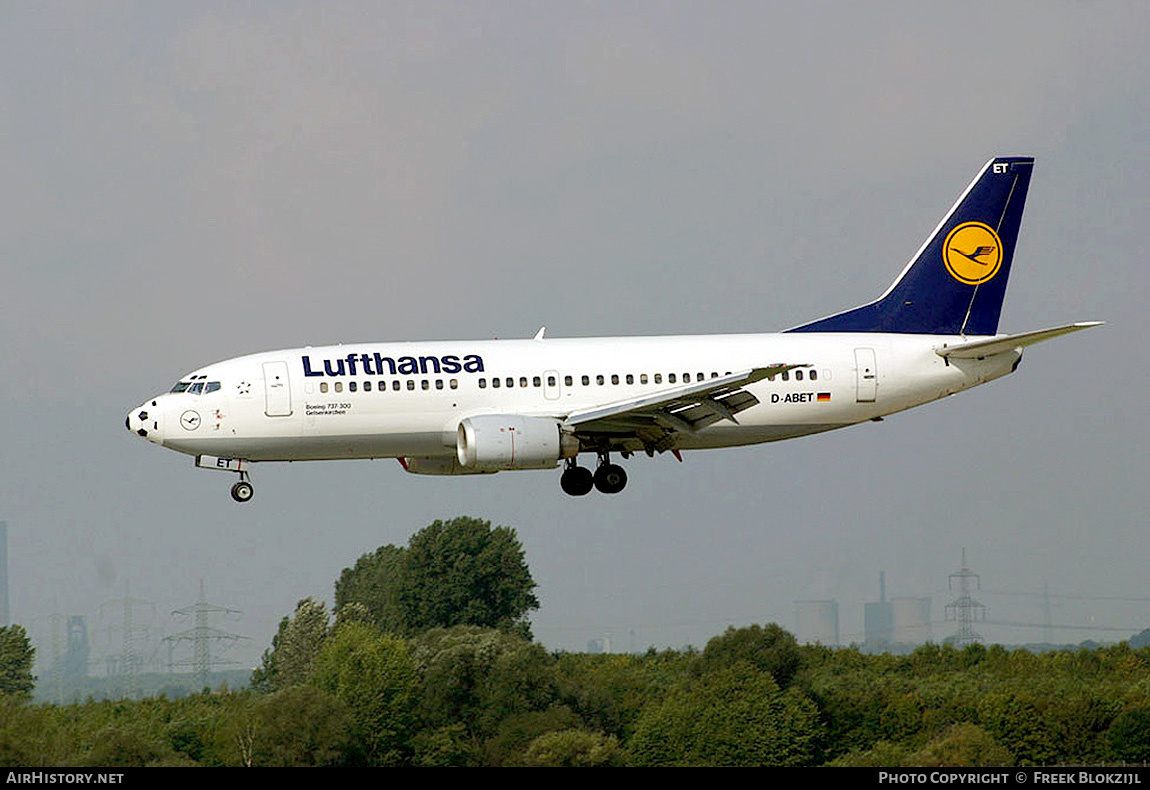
[230,473,254,503]
[195,455,255,503]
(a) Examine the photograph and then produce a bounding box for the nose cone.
[126,399,164,445]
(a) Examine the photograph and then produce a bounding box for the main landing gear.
[560,453,628,496]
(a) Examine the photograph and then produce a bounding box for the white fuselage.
[126,332,1019,464]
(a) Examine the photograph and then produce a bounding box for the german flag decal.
[817,392,831,402]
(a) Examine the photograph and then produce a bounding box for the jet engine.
[457,415,579,471]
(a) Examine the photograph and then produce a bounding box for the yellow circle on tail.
[943,222,1003,285]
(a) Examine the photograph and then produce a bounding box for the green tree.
[400,518,538,636]
[555,649,695,742]
[249,685,354,767]
[522,728,623,767]
[628,662,823,766]
[907,723,1014,767]
[483,706,582,765]
[251,598,330,691]
[80,721,189,767]
[0,698,67,765]
[337,518,539,638]
[976,691,1058,766]
[1107,705,1150,762]
[698,623,804,688]
[827,740,913,768]
[334,544,407,632]
[310,621,417,765]
[411,625,559,759]
[0,625,35,699]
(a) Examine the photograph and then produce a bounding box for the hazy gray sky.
[3,2,1147,671]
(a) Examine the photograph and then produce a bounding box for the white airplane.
[127,156,1099,502]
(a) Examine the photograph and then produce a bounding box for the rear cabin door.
[854,348,877,403]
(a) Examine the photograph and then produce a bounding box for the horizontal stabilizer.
[935,322,1103,359]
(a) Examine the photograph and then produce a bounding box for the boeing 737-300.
[126,156,1100,502]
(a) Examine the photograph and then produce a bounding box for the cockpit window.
[171,380,221,394]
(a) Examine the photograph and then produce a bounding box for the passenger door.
[262,361,293,416]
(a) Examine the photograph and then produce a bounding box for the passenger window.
[436,379,444,390]
[422,380,429,390]
[810,370,818,381]
[669,373,677,383]
[450,379,458,389]
[349,381,358,392]
[520,377,528,388]
[534,376,542,387]
[697,373,704,382]
[364,381,372,392]
[654,374,662,384]
[795,370,803,381]
[479,378,487,388]
[334,382,343,393]
[547,375,556,387]
[582,375,590,386]
[392,381,400,391]
[506,377,514,388]
[378,380,386,390]
[611,374,619,385]
[596,375,604,385]
[493,378,500,388]
[626,374,634,385]
[320,382,329,393]
[564,375,572,386]
[406,380,415,391]
[640,374,648,384]
[782,371,789,381]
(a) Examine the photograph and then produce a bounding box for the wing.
[563,364,806,454]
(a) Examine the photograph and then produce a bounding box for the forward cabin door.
[262,361,293,416]
[854,348,877,403]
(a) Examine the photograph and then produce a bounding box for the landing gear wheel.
[593,463,628,494]
[561,465,594,496]
[230,480,254,503]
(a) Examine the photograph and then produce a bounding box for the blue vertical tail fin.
[788,156,1034,336]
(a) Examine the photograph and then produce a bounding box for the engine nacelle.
[457,415,579,471]
[400,456,496,475]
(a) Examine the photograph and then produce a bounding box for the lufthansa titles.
[302,353,484,378]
